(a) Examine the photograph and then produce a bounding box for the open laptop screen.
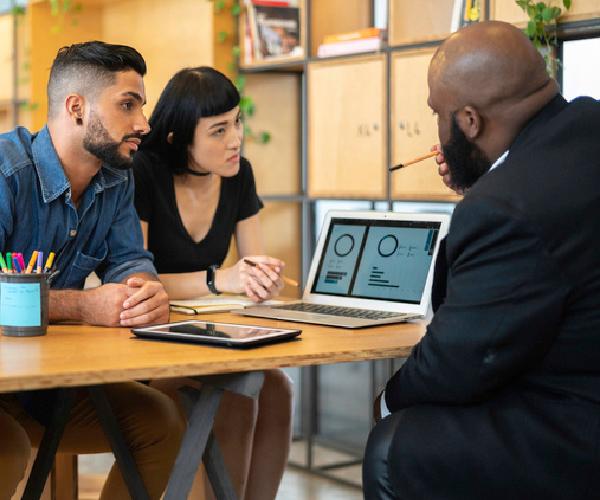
[311,218,440,304]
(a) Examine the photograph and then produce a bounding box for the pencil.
[43,252,55,273]
[0,253,6,273]
[6,253,12,273]
[17,253,26,271]
[389,151,438,171]
[25,251,38,274]
[12,255,21,274]
[243,258,299,287]
[36,251,43,273]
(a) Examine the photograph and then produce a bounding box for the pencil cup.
[0,273,49,337]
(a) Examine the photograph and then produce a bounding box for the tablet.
[132,320,301,348]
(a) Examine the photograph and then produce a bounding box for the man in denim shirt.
[0,42,184,499]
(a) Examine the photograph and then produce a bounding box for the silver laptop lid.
[303,210,450,316]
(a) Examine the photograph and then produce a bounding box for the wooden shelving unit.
[234,0,600,484]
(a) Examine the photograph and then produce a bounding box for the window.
[562,38,600,101]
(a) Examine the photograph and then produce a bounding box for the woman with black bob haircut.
[133,67,292,499]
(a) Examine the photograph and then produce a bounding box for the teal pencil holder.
[0,273,50,337]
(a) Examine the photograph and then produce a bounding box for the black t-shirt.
[133,152,263,274]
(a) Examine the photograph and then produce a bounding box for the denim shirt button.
[69,229,77,237]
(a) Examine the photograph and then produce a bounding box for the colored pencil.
[16,253,26,271]
[12,255,21,273]
[26,251,38,274]
[43,252,55,273]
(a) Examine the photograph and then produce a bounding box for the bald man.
[363,21,600,499]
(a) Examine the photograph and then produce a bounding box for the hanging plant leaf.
[259,131,271,144]
[526,20,537,37]
[214,0,226,13]
[235,75,246,91]
[240,96,255,117]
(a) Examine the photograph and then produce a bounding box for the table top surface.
[0,312,426,392]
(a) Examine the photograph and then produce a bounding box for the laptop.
[236,210,450,328]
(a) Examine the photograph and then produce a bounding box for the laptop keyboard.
[271,303,407,320]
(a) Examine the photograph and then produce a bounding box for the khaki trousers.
[0,382,185,500]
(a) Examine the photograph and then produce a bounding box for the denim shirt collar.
[31,125,129,203]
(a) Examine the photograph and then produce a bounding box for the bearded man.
[0,42,184,499]
[363,21,600,499]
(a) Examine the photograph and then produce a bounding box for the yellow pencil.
[43,252,55,273]
[25,251,38,274]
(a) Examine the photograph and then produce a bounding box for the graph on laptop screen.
[311,218,440,304]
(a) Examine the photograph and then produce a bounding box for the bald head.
[429,21,555,112]
[428,21,559,176]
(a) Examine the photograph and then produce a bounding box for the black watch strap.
[206,265,220,295]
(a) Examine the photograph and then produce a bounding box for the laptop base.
[235,306,420,329]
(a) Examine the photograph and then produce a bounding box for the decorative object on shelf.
[515,0,572,76]
[245,0,302,61]
[451,0,481,32]
[210,0,271,144]
[317,27,385,58]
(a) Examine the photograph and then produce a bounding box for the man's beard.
[83,112,141,170]
[441,113,492,191]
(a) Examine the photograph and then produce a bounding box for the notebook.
[236,210,450,328]
[169,296,284,315]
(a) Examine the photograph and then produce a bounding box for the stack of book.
[317,27,385,58]
[243,0,302,64]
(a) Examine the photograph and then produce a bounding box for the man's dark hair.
[47,40,146,118]
[139,66,240,175]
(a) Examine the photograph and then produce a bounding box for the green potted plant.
[516,0,572,76]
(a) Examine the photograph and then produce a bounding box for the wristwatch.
[206,265,221,295]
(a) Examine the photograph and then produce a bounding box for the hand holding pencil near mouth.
[390,145,463,194]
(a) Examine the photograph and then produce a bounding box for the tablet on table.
[132,320,301,348]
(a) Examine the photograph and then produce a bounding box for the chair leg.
[51,454,77,500]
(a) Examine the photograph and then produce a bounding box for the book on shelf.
[244,0,302,62]
[322,27,384,45]
[317,28,385,58]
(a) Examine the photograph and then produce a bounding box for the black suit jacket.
[383,95,600,497]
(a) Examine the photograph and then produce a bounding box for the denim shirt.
[0,126,156,289]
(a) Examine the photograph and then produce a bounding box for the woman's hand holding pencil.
[213,256,290,302]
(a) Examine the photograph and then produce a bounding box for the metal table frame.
[22,371,265,500]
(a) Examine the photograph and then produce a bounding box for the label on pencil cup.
[0,282,41,327]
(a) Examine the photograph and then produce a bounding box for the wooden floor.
[78,442,363,500]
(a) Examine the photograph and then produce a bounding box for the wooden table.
[0,313,426,499]
[0,312,426,392]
